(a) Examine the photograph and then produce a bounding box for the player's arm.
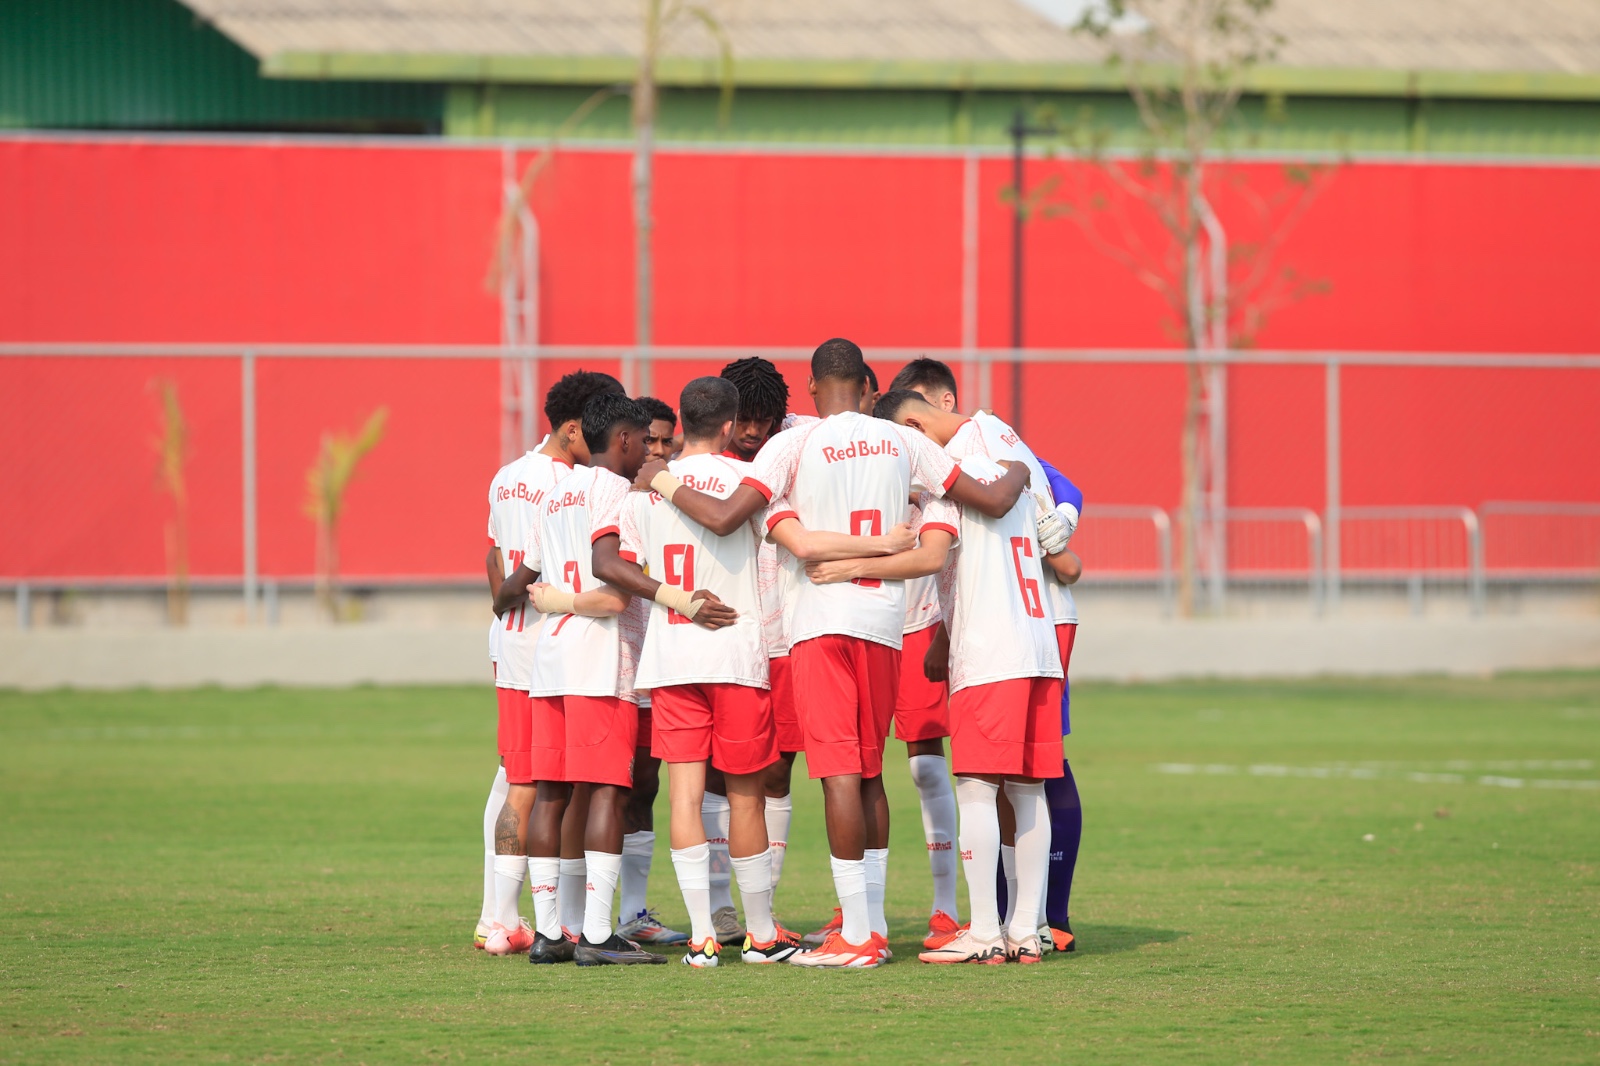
[486,545,504,601]
[633,458,767,537]
[591,532,739,629]
[943,461,1030,519]
[492,561,540,617]
[804,528,955,584]
[1044,548,1083,585]
[766,516,916,562]
[527,581,630,617]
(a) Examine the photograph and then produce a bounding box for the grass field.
[2,674,1597,1063]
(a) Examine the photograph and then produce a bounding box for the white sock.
[558,857,586,934]
[956,776,1002,941]
[527,856,561,940]
[492,853,525,931]
[670,843,715,944]
[1004,781,1050,942]
[702,793,734,912]
[620,831,654,921]
[481,767,509,925]
[1001,844,1018,929]
[581,850,622,944]
[908,754,959,920]
[731,849,777,943]
[863,847,889,939]
[829,855,871,945]
[764,793,793,886]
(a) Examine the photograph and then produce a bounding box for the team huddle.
[475,339,1085,968]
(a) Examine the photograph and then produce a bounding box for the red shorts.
[769,656,805,754]
[790,634,900,780]
[1056,622,1077,735]
[636,701,654,754]
[528,694,639,788]
[894,625,950,742]
[497,686,534,785]
[651,683,777,776]
[949,677,1065,779]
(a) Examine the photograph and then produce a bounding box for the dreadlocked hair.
[719,356,789,425]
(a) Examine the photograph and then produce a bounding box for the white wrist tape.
[650,470,683,502]
[653,583,703,620]
[533,586,578,615]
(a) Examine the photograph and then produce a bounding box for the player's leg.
[765,655,801,891]
[655,683,720,966]
[524,695,575,963]
[485,688,536,956]
[1002,676,1066,964]
[569,696,664,965]
[1043,622,1081,952]
[477,763,509,948]
[896,624,960,941]
[616,698,686,946]
[860,639,899,954]
[558,783,590,939]
[701,766,740,944]
[996,789,1017,931]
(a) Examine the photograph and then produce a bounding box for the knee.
[908,756,949,792]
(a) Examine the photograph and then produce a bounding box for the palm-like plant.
[303,408,387,622]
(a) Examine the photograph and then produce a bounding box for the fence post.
[242,350,259,625]
[1156,509,1175,619]
[1325,358,1341,614]
[1306,512,1324,617]
[16,583,29,630]
[1466,509,1485,617]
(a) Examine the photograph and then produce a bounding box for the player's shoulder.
[779,413,820,431]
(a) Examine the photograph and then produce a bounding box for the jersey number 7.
[849,510,883,589]
[664,544,696,624]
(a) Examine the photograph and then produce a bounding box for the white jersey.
[947,412,1077,625]
[524,465,645,703]
[923,455,1062,694]
[622,453,769,690]
[746,411,959,650]
[487,450,573,689]
[902,500,942,635]
[756,540,803,660]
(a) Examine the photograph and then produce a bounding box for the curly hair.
[543,370,624,430]
[719,356,789,425]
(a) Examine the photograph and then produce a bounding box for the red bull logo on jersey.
[821,438,900,464]
[546,489,587,514]
[1000,430,1021,448]
[496,482,547,505]
[682,473,728,494]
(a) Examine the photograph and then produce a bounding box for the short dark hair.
[873,388,933,423]
[890,358,958,405]
[679,377,740,440]
[636,396,677,429]
[544,370,625,429]
[864,363,879,393]
[581,393,648,454]
[719,356,789,425]
[811,338,867,387]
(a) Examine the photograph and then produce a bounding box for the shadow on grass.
[1072,923,1188,954]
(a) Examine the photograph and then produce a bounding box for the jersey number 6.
[1010,537,1045,619]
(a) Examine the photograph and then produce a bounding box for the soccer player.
[481,370,624,955]
[602,377,798,966]
[878,374,1084,951]
[495,394,734,966]
[615,395,686,947]
[805,440,1063,965]
[636,338,1030,968]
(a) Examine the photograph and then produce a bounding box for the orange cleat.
[788,930,880,969]
[801,907,843,946]
[918,929,1007,965]
[1005,932,1045,964]
[923,910,962,949]
[483,918,535,956]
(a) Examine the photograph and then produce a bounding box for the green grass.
[2,674,1598,1064]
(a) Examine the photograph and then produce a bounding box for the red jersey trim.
[590,525,620,544]
[941,466,961,493]
[487,536,499,548]
[921,521,959,538]
[741,476,775,502]
[619,550,638,564]
[765,509,799,533]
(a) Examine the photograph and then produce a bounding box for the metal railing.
[1480,502,1600,579]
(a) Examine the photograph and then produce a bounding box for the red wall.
[2,136,1596,579]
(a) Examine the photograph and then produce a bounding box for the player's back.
[629,453,768,689]
[928,455,1061,693]
[488,451,571,688]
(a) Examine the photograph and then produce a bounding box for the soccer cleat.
[917,929,1007,965]
[1046,920,1076,953]
[574,932,668,966]
[483,918,534,956]
[801,907,843,946]
[712,906,745,946]
[528,930,576,964]
[473,920,492,950]
[618,908,690,946]
[869,932,892,962]
[682,936,721,968]
[1006,932,1045,964]
[788,931,880,969]
[741,927,802,964]
[923,910,961,950]
[1036,923,1054,955]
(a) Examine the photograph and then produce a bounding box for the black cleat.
[574,932,668,966]
[528,932,576,964]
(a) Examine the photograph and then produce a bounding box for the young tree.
[303,408,387,622]
[1035,0,1334,615]
[150,378,189,626]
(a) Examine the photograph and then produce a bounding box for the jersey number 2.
[849,510,883,589]
[1010,537,1045,619]
[664,545,696,624]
